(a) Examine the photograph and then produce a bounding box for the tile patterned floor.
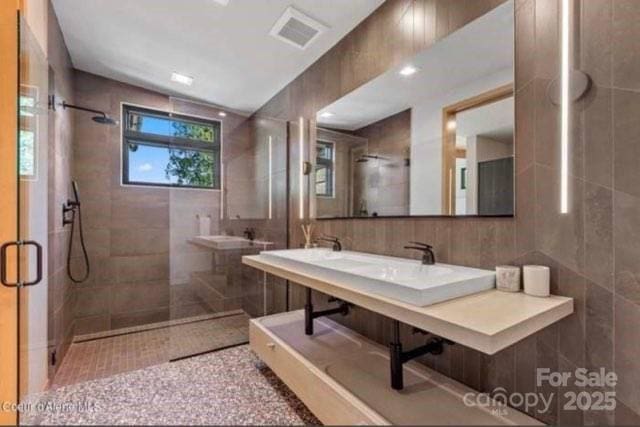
[52,313,250,388]
[22,346,320,425]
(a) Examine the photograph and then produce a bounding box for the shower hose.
[66,204,90,283]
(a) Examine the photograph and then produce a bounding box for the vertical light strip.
[560,0,570,214]
[299,117,305,220]
[220,162,225,219]
[268,136,273,220]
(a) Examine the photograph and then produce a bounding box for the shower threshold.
[74,309,245,343]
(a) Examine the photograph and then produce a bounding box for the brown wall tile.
[612,0,640,91]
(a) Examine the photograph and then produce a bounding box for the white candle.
[523,265,550,297]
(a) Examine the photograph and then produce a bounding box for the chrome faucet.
[317,235,342,252]
[404,241,435,265]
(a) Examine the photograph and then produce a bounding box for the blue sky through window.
[124,107,218,188]
[128,145,177,184]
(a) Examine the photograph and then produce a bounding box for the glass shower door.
[167,112,290,361]
[13,13,49,416]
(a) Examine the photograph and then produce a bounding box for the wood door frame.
[441,84,513,215]
[0,0,20,424]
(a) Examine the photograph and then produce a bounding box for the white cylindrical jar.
[523,265,550,297]
[496,265,521,292]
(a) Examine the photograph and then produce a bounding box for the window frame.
[121,104,222,190]
[315,139,335,198]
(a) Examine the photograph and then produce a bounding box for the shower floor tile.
[23,345,319,425]
[51,313,250,389]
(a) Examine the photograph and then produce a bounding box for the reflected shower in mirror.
[314,0,514,218]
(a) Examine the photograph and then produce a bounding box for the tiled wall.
[72,71,247,334]
[352,109,411,216]
[251,0,640,424]
[46,1,75,378]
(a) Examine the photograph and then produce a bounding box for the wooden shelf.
[251,310,542,425]
[243,254,573,354]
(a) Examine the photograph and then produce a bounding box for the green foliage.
[165,149,215,187]
[165,121,217,187]
[171,121,215,142]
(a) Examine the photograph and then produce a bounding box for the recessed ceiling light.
[218,111,227,117]
[171,72,194,86]
[212,0,230,5]
[399,65,419,77]
[320,111,334,118]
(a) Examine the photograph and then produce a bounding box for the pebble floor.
[21,345,321,425]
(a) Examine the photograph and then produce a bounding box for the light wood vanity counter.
[243,254,573,354]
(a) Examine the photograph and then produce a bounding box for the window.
[315,140,334,197]
[460,167,467,190]
[19,86,38,178]
[122,105,221,189]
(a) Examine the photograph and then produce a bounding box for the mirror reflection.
[314,1,514,218]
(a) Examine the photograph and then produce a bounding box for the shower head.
[60,101,118,126]
[355,154,381,163]
[92,114,117,125]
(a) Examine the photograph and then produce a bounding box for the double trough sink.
[259,248,495,307]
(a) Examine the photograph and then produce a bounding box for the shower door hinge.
[48,94,57,111]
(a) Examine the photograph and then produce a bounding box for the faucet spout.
[316,235,342,252]
[404,241,436,265]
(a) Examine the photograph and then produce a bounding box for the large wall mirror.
[313,1,514,219]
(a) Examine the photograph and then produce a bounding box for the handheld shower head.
[71,180,80,205]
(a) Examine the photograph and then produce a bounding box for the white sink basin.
[190,235,273,250]
[259,248,495,306]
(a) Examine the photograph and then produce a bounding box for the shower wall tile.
[612,0,640,91]
[581,0,612,88]
[112,254,170,284]
[72,71,237,333]
[110,308,170,331]
[613,89,640,199]
[535,165,584,273]
[613,190,640,304]
[585,280,613,371]
[584,182,613,290]
[73,313,110,337]
[515,0,535,89]
[110,281,170,315]
[614,294,640,415]
[75,286,110,318]
[582,86,613,189]
[110,229,169,257]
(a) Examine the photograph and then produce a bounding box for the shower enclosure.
[3,10,290,421]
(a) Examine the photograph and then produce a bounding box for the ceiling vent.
[270,6,328,50]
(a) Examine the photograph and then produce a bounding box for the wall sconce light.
[548,0,591,214]
[268,136,273,220]
[299,117,305,220]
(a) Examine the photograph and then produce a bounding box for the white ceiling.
[456,97,514,146]
[51,0,384,114]
[317,0,513,130]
